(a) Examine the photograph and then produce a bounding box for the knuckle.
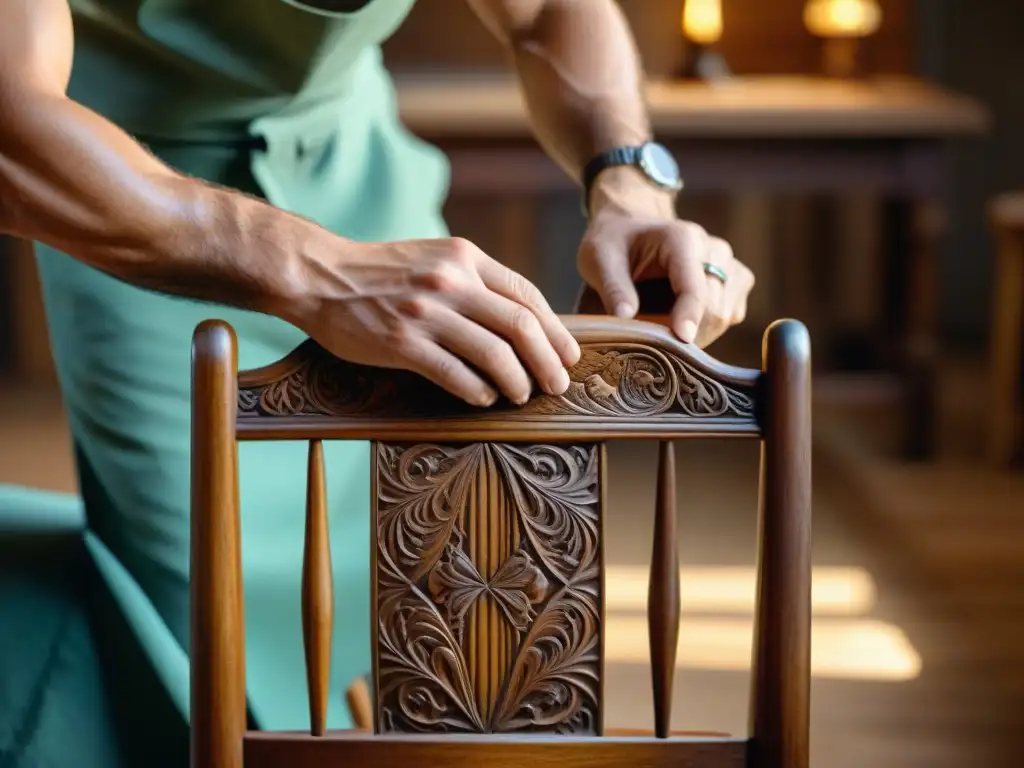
[710,236,734,262]
[434,356,459,383]
[507,270,539,303]
[447,237,479,266]
[741,263,756,288]
[384,324,417,357]
[420,260,466,294]
[508,306,540,338]
[681,220,707,239]
[396,295,432,320]
[482,339,516,371]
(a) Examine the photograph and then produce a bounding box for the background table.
[395,75,991,459]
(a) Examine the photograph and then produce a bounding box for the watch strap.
[581,146,642,197]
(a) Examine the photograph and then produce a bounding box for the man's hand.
[577,168,755,348]
[289,236,581,408]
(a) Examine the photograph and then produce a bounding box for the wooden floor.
[1,357,1022,767]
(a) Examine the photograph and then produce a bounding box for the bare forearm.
[469,0,649,177]
[0,91,322,317]
[469,0,670,215]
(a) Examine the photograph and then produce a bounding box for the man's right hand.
[289,236,581,407]
[1,0,579,407]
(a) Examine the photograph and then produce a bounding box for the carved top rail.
[235,316,762,441]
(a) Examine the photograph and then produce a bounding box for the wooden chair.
[989,192,1024,466]
[189,311,812,768]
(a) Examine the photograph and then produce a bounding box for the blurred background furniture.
[988,191,1024,466]
[395,74,988,460]
[6,3,1024,766]
[190,316,811,768]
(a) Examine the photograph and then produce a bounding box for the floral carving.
[427,534,550,643]
[375,442,601,735]
[237,339,755,424]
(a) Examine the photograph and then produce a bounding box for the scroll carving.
[374,442,602,735]
[238,340,755,423]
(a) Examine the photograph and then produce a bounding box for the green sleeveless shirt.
[0,2,450,765]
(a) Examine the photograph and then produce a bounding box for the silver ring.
[703,262,728,285]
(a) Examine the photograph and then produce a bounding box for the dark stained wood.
[301,439,332,736]
[242,731,748,768]
[189,313,812,767]
[749,321,813,768]
[372,442,603,734]
[235,317,761,442]
[190,320,246,768]
[987,192,1024,466]
[649,441,680,739]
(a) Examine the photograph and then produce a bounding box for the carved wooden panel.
[372,441,603,735]
[235,319,760,441]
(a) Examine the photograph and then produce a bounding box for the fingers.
[663,223,708,344]
[694,236,733,348]
[402,237,576,403]
[474,251,581,368]
[659,225,754,348]
[424,304,539,404]
[576,238,641,320]
[397,333,499,408]
[456,289,571,399]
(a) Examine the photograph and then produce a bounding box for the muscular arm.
[466,0,672,218]
[0,0,329,321]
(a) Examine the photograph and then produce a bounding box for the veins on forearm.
[500,0,652,180]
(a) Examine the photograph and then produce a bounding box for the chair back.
[189,315,811,768]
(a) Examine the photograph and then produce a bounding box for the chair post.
[750,319,812,768]
[190,320,245,768]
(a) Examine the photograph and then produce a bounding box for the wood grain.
[242,731,747,768]
[235,317,760,442]
[190,320,245,768]
[189,315,812,767]
[649,441,680,739]
[373,442,603,735]
[301,439,332,736]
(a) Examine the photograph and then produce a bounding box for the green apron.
[0,1,450,765]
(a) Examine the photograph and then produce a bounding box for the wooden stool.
[988,192,1024,465]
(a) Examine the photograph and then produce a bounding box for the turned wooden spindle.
[302,439,333,736]
[346,676,374,732]
[648,440,680,739]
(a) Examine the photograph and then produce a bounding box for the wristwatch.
[581,141,683,217]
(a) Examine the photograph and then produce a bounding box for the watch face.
[639,143,683,191]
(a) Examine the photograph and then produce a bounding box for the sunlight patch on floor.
[603,565,922,682]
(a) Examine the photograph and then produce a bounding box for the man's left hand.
[576,168,755,348]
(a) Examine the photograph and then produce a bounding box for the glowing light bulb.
[682,0,723,46]
[804,0,882,39]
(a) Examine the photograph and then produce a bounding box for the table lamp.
[680,0,730,81]
[804,0,882,78]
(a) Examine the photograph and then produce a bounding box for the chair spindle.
[648,440,680,739]
[302,439,333,736]
[346,676,374,732]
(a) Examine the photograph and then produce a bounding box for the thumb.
[578,238,640,319]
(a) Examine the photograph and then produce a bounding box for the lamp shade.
[682,0,723,46]
[804,0,882,39]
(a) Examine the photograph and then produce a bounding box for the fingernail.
[567,338,581,363]
[613,303,635,318]
[548,368,571,395]
[476,390,498,408]
[680,321,698,343]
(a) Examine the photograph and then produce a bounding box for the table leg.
[884,198,944,460]
[988,227,1024,466]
